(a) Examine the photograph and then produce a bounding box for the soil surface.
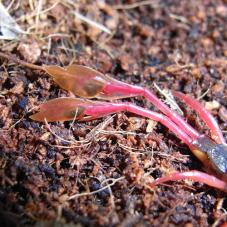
[0,0,227,226]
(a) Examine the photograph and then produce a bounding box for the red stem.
[85,102,193,146]
[103,83,200,140]
[148,170,227,193]
[173,91,225,144]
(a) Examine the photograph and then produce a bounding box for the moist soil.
[0,0,227,226]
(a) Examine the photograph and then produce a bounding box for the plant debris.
[0,3,25,40]
[0,0,226,226]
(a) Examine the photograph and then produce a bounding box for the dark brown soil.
[0,0,227,226]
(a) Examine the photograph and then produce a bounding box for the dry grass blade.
[74,11,112,34]
[153,83,184,116]
[113,0,161,10]
[44,119,90,148]
[0,2,25,40]
[16,1,60,22]
[85,115,114,141]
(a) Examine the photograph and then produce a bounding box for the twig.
[113,0,160,10]
[6,0,16,11]
[154,83,184,115]
[74,11,112,34]
[67,176,125,200]
[44,118,90,146]
[16,1,60,22]
[197,86,211,100]
[35,0,43,33]
[85,115,114,141]
[0,52,44,71]
[98,129,140,136]
[169,13,188,24]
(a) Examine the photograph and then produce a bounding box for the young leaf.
[30,98,87,122]
[44,65,106,98]
[44,64,137,100]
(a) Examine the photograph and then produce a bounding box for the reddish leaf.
[30,98,87,122]
[44,65,105,98]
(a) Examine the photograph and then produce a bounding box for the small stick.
[67,176,125,200]
[0,52,44,71]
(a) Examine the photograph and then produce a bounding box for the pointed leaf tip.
[30,98,87,122]
[44,64,106,98]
